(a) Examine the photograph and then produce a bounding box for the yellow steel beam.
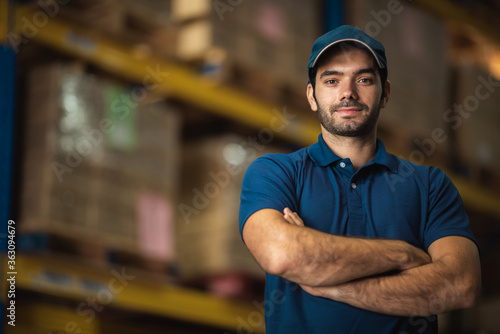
[16,302,99,334]
[450,173,500,218]
[15,254,266,333]
[0,0,8,43]
[385,151,500,220]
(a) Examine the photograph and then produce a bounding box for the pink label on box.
[256,3,286,42]
[137,192,174,261]
[399,8,424,60]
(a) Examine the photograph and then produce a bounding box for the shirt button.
[340,162,346,168]
[351,183,357,189]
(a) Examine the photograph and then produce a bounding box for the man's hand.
[400,242,432,270]
[283,207,305,227]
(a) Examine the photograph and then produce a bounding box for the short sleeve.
[239,154,298,239]
[424,167,478,251]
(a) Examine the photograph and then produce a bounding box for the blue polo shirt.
[239,134,477,334]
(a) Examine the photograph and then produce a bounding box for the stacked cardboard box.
[19,63,181,263]
[54,0,125,34]
[173,0,321,99]
[47,0,321,105]
[177,135,260,281]
[50,0,179,59]
[118,0,214,59]
[455,63,500,177]
[120,0,212,23]
[176,135,288,294]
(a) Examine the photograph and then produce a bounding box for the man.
[239,25,481,333]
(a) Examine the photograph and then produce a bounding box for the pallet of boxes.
[177,135,289,300]
[49,0,322,109]
[19,62,180,273]
[165,0,321,108]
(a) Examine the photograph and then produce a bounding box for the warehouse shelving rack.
[13,4,321,147]
[2,0,500,333]
[12,3,500,217]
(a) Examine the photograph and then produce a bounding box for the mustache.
[331,101,369,112]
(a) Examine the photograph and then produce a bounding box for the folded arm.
[242,208,430,287]
[301,235,481,316]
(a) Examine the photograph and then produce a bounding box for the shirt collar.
[307,134,342,166]
[373,138,398,173]
[307,134,398,173]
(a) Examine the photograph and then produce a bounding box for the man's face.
[307,46,389,137]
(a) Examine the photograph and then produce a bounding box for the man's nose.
[340,80,358,100]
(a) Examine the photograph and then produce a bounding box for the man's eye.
[325,79,337,84]
[359,78,373,83]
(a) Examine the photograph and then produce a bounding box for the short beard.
[316,99,381,137]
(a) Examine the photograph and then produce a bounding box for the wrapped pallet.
[174,0,321,100]
[19,63,180,266]
[177,134,288,297]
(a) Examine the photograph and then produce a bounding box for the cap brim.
[310,38,383,69]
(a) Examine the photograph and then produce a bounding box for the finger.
[283,207,294,221]
[283,208,304,227]
[283,207,291,220]
[283,207,294,219]
[288,210,303,225]
[300,284,319,296]
[283,214,294,224]
[301,285,329,298]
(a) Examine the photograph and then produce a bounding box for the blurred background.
[1,0,500,333]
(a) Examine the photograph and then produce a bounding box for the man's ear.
[307,83,318,112]
[380,80,391,108]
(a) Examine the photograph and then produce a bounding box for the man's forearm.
[244,209,431,287]
[301,237,481,316]
[303,262,467,316]
[280,227,429,287]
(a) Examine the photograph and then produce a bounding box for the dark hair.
[309,42,387,98]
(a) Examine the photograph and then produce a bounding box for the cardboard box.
[455,63,500,172]
[176,134,288,280]
[174,1,321,98]
[19,63,181,262]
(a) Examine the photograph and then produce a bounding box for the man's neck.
[321,128,378,172]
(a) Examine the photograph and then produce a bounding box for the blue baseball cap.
[308,25,388,84]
